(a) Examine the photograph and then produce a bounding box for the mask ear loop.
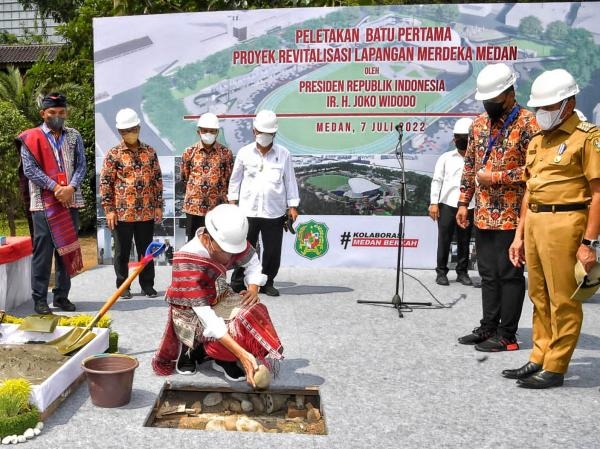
[548,98,568,129]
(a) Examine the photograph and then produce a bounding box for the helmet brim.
[254,126,278,133]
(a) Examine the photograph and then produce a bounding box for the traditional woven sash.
[152,302,283,376]
[204,302,284,368]
[17,127,83,276]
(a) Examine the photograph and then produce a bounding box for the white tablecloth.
[0,254,32,311]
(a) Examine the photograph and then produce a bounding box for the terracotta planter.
[81,354,138,408]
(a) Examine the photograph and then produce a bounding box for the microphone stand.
[357,124,432,317]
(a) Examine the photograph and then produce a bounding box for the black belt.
[528,203,588,213]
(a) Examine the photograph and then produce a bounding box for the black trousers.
[186,213,206,242]
[231,215,284,289]
[112,220,155,291]
[30,209,79,303]
[475,228,525,338]
[436,203,473,276]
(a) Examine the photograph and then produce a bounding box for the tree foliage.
[544,20,568,43]
[0,66,42,124]
[518,16,543,37]
[0,102,31,236]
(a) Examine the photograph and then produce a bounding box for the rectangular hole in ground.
[144,382,326,435]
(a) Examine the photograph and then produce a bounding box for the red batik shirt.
[100,141,163,222]
[459,106,539,230]
[180,142,233,216]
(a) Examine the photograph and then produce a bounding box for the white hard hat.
[475,63,517,101]
[197,112,220,129]
[204,204,248,254]
[453,117,473,135]
[253,110,278,133]
[115,108,140,129]
[527,69,579,108]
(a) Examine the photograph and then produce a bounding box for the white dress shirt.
[430,149,474,209]
[181,231,266,339]
[228,142,300,218]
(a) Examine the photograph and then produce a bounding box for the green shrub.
[0,379,31,417]
[0,406,39,438]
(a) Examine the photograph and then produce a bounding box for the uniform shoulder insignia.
[577,121,596,132]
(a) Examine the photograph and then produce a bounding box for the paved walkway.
[8,265,600,449]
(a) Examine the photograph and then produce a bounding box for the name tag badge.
[56,172,67,186]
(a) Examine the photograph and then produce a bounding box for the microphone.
[395,122,403,140]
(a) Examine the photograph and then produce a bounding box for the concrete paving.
[7,265,600,449]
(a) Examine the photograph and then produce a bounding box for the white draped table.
[0,236,33,311]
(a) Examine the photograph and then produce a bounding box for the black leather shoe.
[436,274,449,286]
[34,300,52,315]
[517,370,564,389]
[260,285,280,296]
[143,287,158,298]
[52,297,76,312]
[502,361,542,379]
[456,273,473,286]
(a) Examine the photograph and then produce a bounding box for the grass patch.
[0,219,30,237]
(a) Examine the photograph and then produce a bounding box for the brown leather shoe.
[502,361,541,379]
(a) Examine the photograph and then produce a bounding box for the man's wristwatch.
[581,238,600,249]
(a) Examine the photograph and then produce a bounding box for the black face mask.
[483,100,505,121]
[454,136,468,152]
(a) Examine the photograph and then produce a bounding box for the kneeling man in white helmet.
[152,204,283,386]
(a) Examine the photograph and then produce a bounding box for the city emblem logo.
[294,220,329,260]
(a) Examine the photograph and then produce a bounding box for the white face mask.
[255,133,274,147]
[536,100,567,131]
[200,132,216,145]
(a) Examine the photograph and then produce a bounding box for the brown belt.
[528,203,588,213]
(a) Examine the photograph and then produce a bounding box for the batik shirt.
[459,105,539,230]
[180,142,233,216]
[100,141,163,222]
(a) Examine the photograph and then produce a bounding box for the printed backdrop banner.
[93,3,600,268]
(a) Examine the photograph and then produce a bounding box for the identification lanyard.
[482,105,521,167]
[44,129,66,172]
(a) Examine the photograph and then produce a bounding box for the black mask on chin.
[454,136,468,152]
[483,101,505,121]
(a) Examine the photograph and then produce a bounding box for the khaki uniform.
[524,113,600,373]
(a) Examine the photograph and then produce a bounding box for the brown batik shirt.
[100,141,163,222]
[180,142,233,216]
[459,105,540,230]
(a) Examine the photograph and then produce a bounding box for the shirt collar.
[254,144,275,156]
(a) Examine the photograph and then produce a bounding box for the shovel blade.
[18,314,60,333]
[46,328,97,355]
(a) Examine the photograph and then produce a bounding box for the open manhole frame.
[144,380,326,435]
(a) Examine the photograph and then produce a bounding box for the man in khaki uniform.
[504,69,600,388]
